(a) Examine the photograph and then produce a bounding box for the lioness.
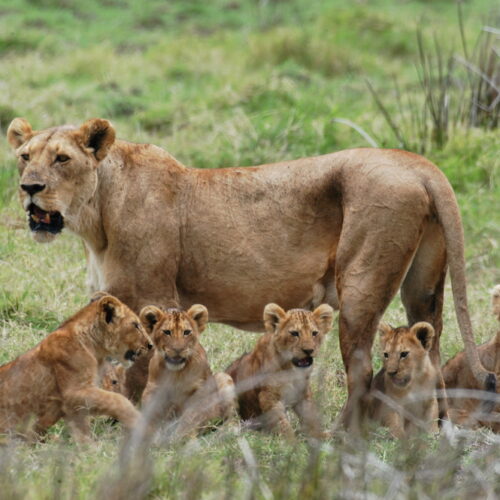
[226,303,333,438]
[442,285,500,431]
[140,305,236,440]
[7,117,495,429]
[0,295,151,442]
[368,322,438,438]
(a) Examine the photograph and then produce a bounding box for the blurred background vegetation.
[0,0,498,498]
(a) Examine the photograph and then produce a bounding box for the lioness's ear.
[312,304,334,333]
[187,304,209,333]
[410,322,435,351]
[263,303,286,333]
[491,284,500,321]
[139,305,163,333]
[78,118,115,161]
[98,295,123,324]
[89,291,111,303]
[7,118,33,149]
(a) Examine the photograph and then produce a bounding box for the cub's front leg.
[258,388,294,439]
[293,388,327,439]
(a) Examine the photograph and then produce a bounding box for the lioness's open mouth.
[292,356,313,368]
[28,203,64,234]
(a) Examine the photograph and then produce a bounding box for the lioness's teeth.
[41,213,51,224]
[31,214,40,223]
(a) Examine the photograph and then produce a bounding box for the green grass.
[0,0,499,498]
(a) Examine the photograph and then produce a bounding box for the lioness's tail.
[425,171,496,411]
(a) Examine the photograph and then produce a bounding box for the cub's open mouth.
[28,203,64,234]
[164,355,186,366]
[124,349,138,362]
[292,356,313,368]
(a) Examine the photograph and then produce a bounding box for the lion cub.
[443,285,500,431]
[140,305,236,439]
[368,322,438,438]
[226,303,334,439]
[0,295,152,442]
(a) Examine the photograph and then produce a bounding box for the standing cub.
[226,303,334,439]
[368,322,438,438]
[442,285,500,431]
[0,295,151,442]
[140,305,236,440]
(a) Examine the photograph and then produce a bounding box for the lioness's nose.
[21,183,45,196]
[303,348,314,355]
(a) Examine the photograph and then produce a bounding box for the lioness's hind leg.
[401,222,448,421]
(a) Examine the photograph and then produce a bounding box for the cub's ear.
[263,303,286,333]
[98,295,123,325]
[312,304,335,333]
[187,304,209,333]
[378,322,393,337]
[410,322,435,351]
[7,118,33,149]
[139,305,163,333]
[89,291,111,303]
[77,118,115,161]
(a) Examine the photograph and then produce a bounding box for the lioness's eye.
[183,330,192,336]
[400,351,409,359]
[383,352,389,358]
[56,154,70,163]
[312,331,319,337]
[163,329,171,336]
[21,153,29,161]
[289,331,299,337]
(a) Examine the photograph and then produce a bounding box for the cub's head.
[491,285,500,322]
[263,303,334,369]
[100,361,126,395]
[378,322,435,388]
[91,293,152,364]
[7,118,115,243]
[139,304,208,372]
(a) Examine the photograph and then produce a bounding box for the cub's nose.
[302,348,314,356]
[147,343,153,350]
[21,183,45,196]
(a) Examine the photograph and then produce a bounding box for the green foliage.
[0,0,498,498]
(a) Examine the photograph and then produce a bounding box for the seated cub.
[368,322,438,438]
[442,285,500,431]
[140,305,236,440]
[226,303,334,439]
[0,295,151,442]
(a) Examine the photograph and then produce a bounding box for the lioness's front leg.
[293,390,327,439]
[63,387,140,430]
[258,389,294,439]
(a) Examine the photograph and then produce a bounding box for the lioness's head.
[7,118,115,243]
[140,304,209,372]
[263,303,334,369]
[91,294,152,363]
[378,322,435,388]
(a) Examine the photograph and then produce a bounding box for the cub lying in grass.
[226,303,334,439]
[368,322,438,438]
[0,295,152,442]
[443,285,500,431]
[140,305,236,440]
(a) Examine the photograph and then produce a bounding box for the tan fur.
[442,285,500,432]
[368,322,439,438]
[140,305,236,440]
[100,361,127,395]
[226,304,334,438]
[7,118,495,429]
[0,295,151,442]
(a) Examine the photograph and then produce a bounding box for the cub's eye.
[312,330,319,337]
[111,380,118,385]
[400,351,409,359]
[133,322,139,329]
[21,153,29,161]
[383,352,389,358]
[289,331,299,337]
[56,154,70,163]
[163,329,171,336]
[183,330,192,336]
